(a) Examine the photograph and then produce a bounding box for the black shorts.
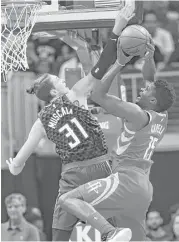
[52,159,111,231]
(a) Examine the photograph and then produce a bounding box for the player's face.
[136,82,157,109]
[51,75,68,94]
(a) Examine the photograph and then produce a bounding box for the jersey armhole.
[137,110,153,131]
[145,111,152,124]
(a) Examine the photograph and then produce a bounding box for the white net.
[1,1,42,81]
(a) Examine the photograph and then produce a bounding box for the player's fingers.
[118,1,124,10]
[6,160,11,166]
[144,51,150,59]
[126,0,135,12]
[128,13,135,20]
[125,4,132,13]
[122,3,133,16]
[146,43,155,51]
[149,37,155,46]
[125,0,135,8]
[120,6,127,17]
[143,47,154,60]
[9,157,13,163]
[121,6,134,20]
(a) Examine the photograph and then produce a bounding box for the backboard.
[33,0,125,32]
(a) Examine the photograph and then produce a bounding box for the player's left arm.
[92,91,149,130]
[6,118,46,175]
[142,41,156,83]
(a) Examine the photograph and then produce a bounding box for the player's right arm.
[91,63,149,130]
[71,3,135,98]
[6,118,46,175]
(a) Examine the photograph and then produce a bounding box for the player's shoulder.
[66,90,89,110]
[147,110,168,122]
[32,118,46,136]
[66,89,78,100]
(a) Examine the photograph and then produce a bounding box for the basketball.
[120,25,151,56]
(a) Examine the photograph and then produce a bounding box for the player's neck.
[137,102,157,112]
[136,103,149,110]
[50,90,69,102]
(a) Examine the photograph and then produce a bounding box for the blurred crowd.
[129,1,179,70]
[146,205,179,241]
[26,1,179,79]
[1,194,47,241]
[1,193,179,241]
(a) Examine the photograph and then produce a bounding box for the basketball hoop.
[1,0,43,81]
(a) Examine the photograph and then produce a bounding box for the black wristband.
[91,32,118,80]
[110,32,119,40]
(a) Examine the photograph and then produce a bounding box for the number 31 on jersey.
[58,117,88,149]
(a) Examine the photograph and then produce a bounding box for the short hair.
[5,193,26,207]
[154,79,176,112]
[26,74,54,102]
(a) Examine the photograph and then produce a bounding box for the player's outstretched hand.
[117,39,133,66]
[6,158,25,175]
[143,39,155,60]
[113,1,135,36]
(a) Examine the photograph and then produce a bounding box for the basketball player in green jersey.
[6,3,143,241]
[56,14,176,242]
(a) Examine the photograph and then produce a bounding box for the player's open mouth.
[136,91,143,101]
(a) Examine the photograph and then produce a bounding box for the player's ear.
[150,96,157,105]
[50,89,58,97]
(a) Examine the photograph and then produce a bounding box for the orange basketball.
[120,25,151,56]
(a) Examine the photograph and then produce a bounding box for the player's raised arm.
[91,49,148,130]
[6,119,46,175]
[91,36,152,130]
[71,3,135,97]
[142,41,156,82]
